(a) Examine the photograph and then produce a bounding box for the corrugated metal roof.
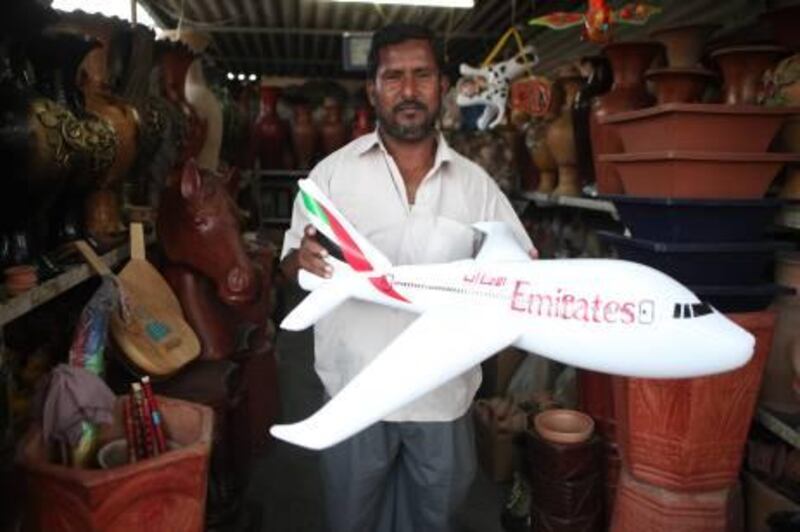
[138,0,793,79]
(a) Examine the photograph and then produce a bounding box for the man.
[280,23,535,532]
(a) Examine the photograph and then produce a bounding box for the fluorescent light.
[333,0,473,8]
[51,0,160,28]
[249,74,258,81]
[227,72,235,80]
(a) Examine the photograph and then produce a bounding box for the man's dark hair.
[366,23,444,79]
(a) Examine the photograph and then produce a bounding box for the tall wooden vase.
[547,71,585,197]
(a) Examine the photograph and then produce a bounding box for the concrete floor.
[237,287,508,532]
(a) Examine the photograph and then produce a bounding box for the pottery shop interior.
[4,0,800,531]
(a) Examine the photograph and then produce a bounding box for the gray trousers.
[319,413,477,532]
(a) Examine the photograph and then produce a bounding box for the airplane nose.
[712,318,755,372]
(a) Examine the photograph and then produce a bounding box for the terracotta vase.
[351,106,373,140]
[252,85,292,170]
[759,253,800,414]
[590,41,664,194]
[160,41,207,165]
[710,45,787,105]
[650,23,721,67]
[291,103,318,170]
[547,73,585,196]
[613,310,775,492]
[320,96,348,156]
[645,67,717,104]
[527,119,557,193]
[573,56,612,185]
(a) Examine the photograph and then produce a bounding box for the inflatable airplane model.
[270,179,755,450]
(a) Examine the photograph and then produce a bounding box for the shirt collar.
[356,128,454,167]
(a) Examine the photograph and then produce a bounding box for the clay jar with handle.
[547,70,585,196]
[650,23,720,67]
[710,45,787,105]
[573,56,612,185]
[590,41,664,194]
[291,102,318,170]
[252,84,292,170]
[320,96,348,156]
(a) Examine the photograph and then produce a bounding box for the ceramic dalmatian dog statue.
[456,45,539,130]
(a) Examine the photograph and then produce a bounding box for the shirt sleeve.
[484,179,537,256]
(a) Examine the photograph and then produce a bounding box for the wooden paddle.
[75,224,200,376]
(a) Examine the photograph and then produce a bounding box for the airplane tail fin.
[297,179,392,273]
[281,181,398,331]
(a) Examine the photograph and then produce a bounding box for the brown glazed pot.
[645,67,717,104]
[650,23,721,67]
[291,103,318,170]
[600,104,797,153]
[601,151,800,199]
[591,41,664,194]
[611,469,743,532]
[710,45,787,105]
[320,96,348,156]
[547,74,585,196]
[613,310,775,492]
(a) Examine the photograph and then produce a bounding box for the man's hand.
[280,225,333,282]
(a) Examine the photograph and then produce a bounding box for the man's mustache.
[393,100,428,113]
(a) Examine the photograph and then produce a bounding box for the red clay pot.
[600,103,798,153]
[611,469,743,531]
[19,396,213,532]
[645,67,717,104]
[591,41,664,194]
[600,151,800,199]
[710,45,787,105]
[650,23,721,67]
[613,310,775,492]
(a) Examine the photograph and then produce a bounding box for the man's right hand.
[280,224,333,282]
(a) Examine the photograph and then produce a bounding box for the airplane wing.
[270,305,523,450]
[473,222,532,263]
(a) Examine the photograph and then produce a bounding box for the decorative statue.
[456,45,539,130]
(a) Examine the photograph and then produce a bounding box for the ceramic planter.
[599,104,797,153]
[611,470,742,531]
[590,41,664,194]
[599,232,790,286]
[650,23,721,67]
[599,151,800,199]
[604,196,782,242]
[612,310,775,492]
[710,45,787,105]
[645,67,717,104]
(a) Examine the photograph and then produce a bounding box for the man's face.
[368,39,448,142]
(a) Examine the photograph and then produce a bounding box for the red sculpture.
[251,85,293,170]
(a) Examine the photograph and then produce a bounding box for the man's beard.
[377,99,439,141]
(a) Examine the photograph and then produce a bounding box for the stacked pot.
[581,26,800,532]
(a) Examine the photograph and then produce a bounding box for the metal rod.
[187,25,496,39]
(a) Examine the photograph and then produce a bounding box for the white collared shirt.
[281,130,534,422]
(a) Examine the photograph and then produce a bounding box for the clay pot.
[320,96,348,156]
[601,151,800,199]
[600,104,795,153]
[710,45,787,105]
[611,469,743,531]
[650,23,721,67]
[252,85,292,170]
[547,73,585,196]
[291,103,318,170]
[534,409,594,444]
[4,264,38,295]
[591,41,664,194]
[351,106,373,140]
[525,430,603,481]
[645,67,717,104]
[573,56,612,184]
[613,310,775,491]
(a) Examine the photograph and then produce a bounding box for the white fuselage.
[350,258,755,378]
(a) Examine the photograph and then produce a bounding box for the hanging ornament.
[529,0,662,44]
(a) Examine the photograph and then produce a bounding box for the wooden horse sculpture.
[156,159,278,485]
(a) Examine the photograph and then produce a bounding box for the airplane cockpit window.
[673,302,714,319]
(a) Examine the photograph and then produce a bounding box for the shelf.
[0,240,143,327]
[756,407,800,450]
[515,191,618,218]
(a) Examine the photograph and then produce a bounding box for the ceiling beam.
[182,25,498,39]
